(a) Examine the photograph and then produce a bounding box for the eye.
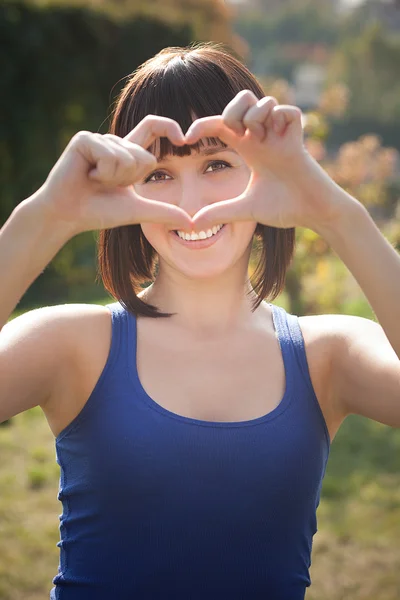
[143,160,232,183]
[205,160,231,173]
[143,170,172,184]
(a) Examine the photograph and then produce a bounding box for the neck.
[138,266,260,337]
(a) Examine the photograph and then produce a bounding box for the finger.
[86,139,137,186]
[132,195,194,230]
[103,137,158,182]
[221,89,259,136]
[124,115,186,150]
[91,191,194,231]
[103,133,158,166]
[191,193,254,232]
[88,135,157,186]
[82,136,124,183]
[242,96,279,141]
[184,116,238,147]
[90,136,138,185]
[271,105,303,135]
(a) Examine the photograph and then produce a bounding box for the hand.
[35,116,193,235]
[186,90,346,232]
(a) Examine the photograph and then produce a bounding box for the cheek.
[236,222,258,251]
[140,223,167,252]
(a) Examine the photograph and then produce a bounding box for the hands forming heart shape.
[125,89,344,234]
[49,89,346,237]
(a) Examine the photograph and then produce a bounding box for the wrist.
[16,188,79,243]
[313,191,369,244]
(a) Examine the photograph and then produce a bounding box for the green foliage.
[2,0,243,57]
[327,21,400,122]
[234,0,340,78]
[1,1,192,308]
[234,0,400,130]
[0,1,192,215]
[27,466,48,489]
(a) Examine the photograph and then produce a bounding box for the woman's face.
[135,140,257,280]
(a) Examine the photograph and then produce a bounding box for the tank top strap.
[55,301,132,442]
[269,302,316,401]
[269,302,330,447]
[105,301,133,369]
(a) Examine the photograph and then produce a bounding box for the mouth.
[170,224,226,249]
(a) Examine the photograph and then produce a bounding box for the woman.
[1,42,399,600]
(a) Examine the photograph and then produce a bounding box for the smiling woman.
[4,37,399,600]
[97,43,295,318]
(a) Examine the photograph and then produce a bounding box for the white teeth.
[176,224,223,241]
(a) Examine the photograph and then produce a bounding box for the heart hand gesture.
[186,90,346,233]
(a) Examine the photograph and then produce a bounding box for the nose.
[176,178,205,220]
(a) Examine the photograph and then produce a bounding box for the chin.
[167,255,240,281]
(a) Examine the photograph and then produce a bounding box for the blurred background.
[1,0,400,598]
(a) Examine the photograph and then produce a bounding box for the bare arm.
[0,192,74,331]
[0,195,77,423]
[0,119,193,424]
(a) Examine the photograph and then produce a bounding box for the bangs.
[111,50,265,159]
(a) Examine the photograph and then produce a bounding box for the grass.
[1,294,400,598]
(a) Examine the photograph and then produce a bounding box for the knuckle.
[122,154,137,170]
[238,89,256,101]
[143,114,170,125]
[72,130,92,144]
[242,112,257,127]
[134,146,156,162]
[257,96,277,107]
[103,133,119,141]
[104,146,118,159]
[222,114,237,126]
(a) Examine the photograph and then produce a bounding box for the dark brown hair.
[97,42,295,318]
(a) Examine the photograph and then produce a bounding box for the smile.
[170,224,226,249]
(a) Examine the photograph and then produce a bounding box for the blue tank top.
[50,301,330,600]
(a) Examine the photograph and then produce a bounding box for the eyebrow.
[156,146,238,163]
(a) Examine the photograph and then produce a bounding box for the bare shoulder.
[297,312,351,442]
[50,302,112,346]
[298,311,346,347]
[30,302,112,362]
[0,302,112,429]
[37,303,112,437]
[297,311,393,435]
[298,311,381,358]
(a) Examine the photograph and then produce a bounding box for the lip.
[170,225,226,249]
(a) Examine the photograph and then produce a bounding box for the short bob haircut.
[97,42,295,318]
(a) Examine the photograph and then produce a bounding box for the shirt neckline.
[126,303,295,428]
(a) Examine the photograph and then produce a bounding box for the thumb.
[134,195,194,231]
[191,193,253,232]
